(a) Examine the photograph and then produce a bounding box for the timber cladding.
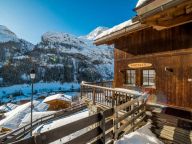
[113,22,192,111]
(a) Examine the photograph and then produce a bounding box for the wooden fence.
[114,97,147,139]
[0,103,87,144]
[12,108,114,144]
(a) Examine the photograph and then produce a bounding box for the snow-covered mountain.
[81,26,108,40]
[33,26,114,83]
[0,25,18,43]
[0,26,113,86]
[0,25,34,68]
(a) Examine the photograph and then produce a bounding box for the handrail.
[81,81,141,97]
[81,81,143,107]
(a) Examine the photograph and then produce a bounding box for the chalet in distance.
[95,0,192,112]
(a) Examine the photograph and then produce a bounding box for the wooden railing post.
[100,111,105,143]
[93,88,96,105]
[114,108,118,140]
[80,85,82,99]
[112,91,115,107]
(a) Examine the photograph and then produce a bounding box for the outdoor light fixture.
[30,69,35,136]
[165,67,173,73]
[30,69,36,80]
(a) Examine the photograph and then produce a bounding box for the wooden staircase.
[147,107,192,144]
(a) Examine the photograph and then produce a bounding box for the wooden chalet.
[95,0,192,112]
[43,94,71,110]
[2,1,192,144]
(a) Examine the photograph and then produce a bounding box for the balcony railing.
[80,81,143,107]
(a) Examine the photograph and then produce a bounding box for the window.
[143,70,156,86]
[125,70,136,85]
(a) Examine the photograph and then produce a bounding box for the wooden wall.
[113,22,192,111]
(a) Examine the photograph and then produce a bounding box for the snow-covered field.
[0,82,80,103]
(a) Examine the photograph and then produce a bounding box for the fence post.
[100,111,105,143]
[80,85,83,99]
[114,108,118,140]
[93,88,96,105]
[112,91,115,107]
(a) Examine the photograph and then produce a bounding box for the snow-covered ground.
[115,122,164,144]
[33,110,89,144]
[0,82,80,103]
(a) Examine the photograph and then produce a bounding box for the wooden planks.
[114,22,192,111]
[149,109,192,144]
[14,108,114,144]
[1,103,87,143]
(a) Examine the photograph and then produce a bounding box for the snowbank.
[0,101,49,129]
[33,110,89,144]
[43,94,71,103]
[115,122,164,144]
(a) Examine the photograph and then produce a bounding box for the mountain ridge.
[0,25,113,86]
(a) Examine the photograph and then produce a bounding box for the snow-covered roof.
[19,111,56,127]
[136,0,151,8]
[94,19,148,45]
[95,19,134,40]
[85,27,108,40]
[43,94,71,103]
[116,122,163,144]
[0,103,18,112]
[0,101,49,130]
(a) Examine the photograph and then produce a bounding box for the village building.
[95,0,192,112]
[0,103,18,113]
[43,94,71,110]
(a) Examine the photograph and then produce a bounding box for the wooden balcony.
[80,81,143,108]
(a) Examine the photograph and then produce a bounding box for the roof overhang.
[135,0,174,16]
[94,0,192,45]
[135,0,192,30]
[94,22,149,45]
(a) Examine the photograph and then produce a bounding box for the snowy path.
[115,122,164,144]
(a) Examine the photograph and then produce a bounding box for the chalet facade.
[95,0,192,111]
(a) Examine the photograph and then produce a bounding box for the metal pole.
[31,80,33,136]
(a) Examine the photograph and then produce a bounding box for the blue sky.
[0,0,137,44]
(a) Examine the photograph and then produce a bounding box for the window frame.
[142,69,156,86]
[124,69,136,86]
